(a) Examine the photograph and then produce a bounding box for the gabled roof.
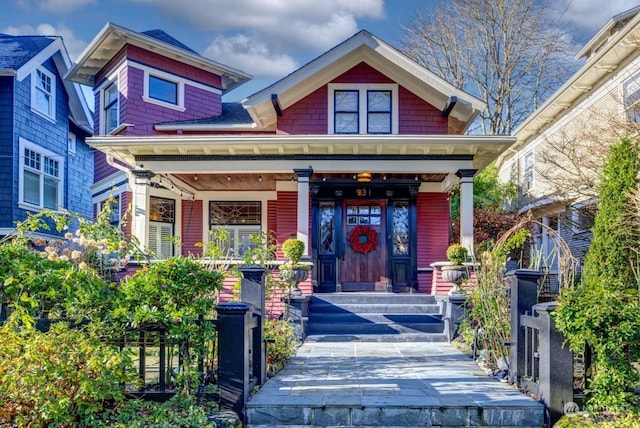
[0,34,93,133]
[66,22,251,93]
[498,6,640,166]
[576,5,640,60]
[241,30,485,132]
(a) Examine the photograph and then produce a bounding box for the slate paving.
[246,340,544,428]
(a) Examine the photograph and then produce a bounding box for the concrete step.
[311,293,437,305]
[304,332,449,342]
[308,312,442,324]
[309,303,441,314]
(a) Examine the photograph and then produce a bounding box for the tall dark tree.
[401,0,576,134]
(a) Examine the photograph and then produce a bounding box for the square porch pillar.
[294,168,313,257]
[131,170,153,250]
[456,169,476,256]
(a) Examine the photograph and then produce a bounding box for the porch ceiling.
[87,134,515,173]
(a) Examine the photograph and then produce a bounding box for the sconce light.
[357,172,372,183]
[193,175,198,181]
[414,175,419,181]
[258,175,263,182]
[227,175,231,181]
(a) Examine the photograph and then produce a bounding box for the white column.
[132,171,152,250]
[294,168,313,258]
[457,169,476,256]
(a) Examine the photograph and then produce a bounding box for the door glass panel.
[393,202,409,255]
[320,202,335,254]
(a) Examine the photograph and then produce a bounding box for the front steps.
[306,293,448,342]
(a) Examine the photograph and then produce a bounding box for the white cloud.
[130,0,385,76]
[15,0,95,14]
[2,23,88,60]
[558,0,638,37]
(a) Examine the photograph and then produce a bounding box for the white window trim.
[18,138,64,211]
[143,69,186,112]
[328,83,398,135]
[30,66,56,122]
[523,151,534,193]
[148,195,176,260]
[68,131,76,155]
[571,201,596,234]
[99,77,120,135]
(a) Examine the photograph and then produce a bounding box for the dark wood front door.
[341,200,388,292]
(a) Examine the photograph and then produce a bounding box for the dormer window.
[329,84,398,134]
[149,75,178,105]
[103,81,119,134]
[143,69,185,111]
[31,67,55,120]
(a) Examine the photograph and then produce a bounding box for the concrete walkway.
[246,340,544,427]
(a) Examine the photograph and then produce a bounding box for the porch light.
[357,172,372,183]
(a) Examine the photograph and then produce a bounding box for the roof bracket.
[271,93,283,116]
[442,96,457,117]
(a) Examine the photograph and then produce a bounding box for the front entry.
[341,201,388,292]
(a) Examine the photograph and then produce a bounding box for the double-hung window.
[210,201,261,257]
[523,152,534,193]
[20,139,62,210]
[103,81,119,134]
[624,72,640,123]
[329,84,397,134]
[32,67,55,119]
[148,196,175,259]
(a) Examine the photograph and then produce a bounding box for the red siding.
[417,192,450,293]
[277,62,448,135]
[398,87,448,134]
[267,199,277,237]
[181,199,203,256]
[275,191,297,258]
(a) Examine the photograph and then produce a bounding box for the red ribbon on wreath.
[348,225,378,254]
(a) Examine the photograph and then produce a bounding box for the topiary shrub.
[446,243,468,265]
[281,238,305,266]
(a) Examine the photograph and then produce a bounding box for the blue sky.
[1,0,638,102]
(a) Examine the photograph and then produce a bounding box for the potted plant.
[279,238,310,296]
[441,243,469,294]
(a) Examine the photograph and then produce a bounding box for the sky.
[2,0,639,102]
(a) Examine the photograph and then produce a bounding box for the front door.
[341,200,388,291]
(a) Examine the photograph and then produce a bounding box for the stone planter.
[280,267,309,296]
[441,265,468,294]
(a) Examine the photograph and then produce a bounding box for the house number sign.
[356,187,372,197]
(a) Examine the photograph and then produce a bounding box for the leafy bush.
[554,138,640,413]
[446,243,468,265]
[264,318,298,374]
[0,320,139,428]
[281,238,305,266]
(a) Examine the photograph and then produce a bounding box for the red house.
[67,23,514,295]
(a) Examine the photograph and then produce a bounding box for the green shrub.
[0,321,139,428]
[446,243,468,265]
[282,238,305,266]
[264,318,298,374]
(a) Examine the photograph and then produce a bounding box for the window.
[523,152,534,193]
[210,201,261,257]
[32,67,55,119]
[346,205,381,226]
[19,139,63,210]
[571,203,596,234]
[149,75,178,105]
[624,72,640,122]
[68,132,76,155]
[103,81,119,134]
[149,197,175,259]
[99,195,121,225]
[329,84,398,134]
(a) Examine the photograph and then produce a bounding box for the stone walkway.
[246,340,544,427]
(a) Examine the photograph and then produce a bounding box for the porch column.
[294,168,313,258]
[132,170,153,250]
[456,169,476,256]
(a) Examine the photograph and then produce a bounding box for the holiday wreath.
[348,225,378,254]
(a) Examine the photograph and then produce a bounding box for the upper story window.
[149,196,175,259]
[103,81,119,134]
[523,152,534,193]
[99,195,121,226]
[31,67,56,120]
[571,203,596,234]
[210,201,261,257]
[149,75,178,105]
[143,69,185,111]
[68,132,76,155]
[624,72,640,122]
[19,138,63,211]
[328,84,398,134]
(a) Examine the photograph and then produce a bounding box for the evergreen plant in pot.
[441,243,469,294]
[279,238,309,296]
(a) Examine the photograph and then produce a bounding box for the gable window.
[103,81,119,134]
[149,196,175,259]
[19,139,63,210]
[523,152,534,193]
[210,201,261,257]
[329,84,398,134]
[624,72,640,122]
[149,75,178,105]
[32,67,55,119]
